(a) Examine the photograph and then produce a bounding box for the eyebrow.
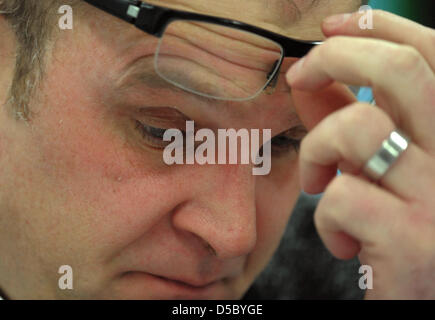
[117,61,302,130]
[116,57,221,105]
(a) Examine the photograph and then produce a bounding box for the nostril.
[204,243,217,256]
[197,236,217,256]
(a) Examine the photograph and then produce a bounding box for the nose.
[172,164,257,260]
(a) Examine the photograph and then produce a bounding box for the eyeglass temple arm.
[83,0,167,35]
[84,0,320,54]
[83,0,139,22]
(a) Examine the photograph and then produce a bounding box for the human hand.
[287,10,435,299]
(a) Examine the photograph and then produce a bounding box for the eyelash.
[268,132,303,155]
[134,120,305,154]
[135,120,172,149]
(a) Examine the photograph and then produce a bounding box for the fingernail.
[323,13,352,28]
[286,57,306,83]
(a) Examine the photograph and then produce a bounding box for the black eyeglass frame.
[83,0,322,99]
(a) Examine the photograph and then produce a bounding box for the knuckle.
[315,175,352,226]
[313,196,330,228]
[299,134,309,154]
[337,103,372,127]
[323,174,351,206]
[299,130,316,157]
[312,206,326,231]
[325,35,346,46]
[387,45,424,73]
[317,36,346,58]
[337,103,393,136]
[308,42,323,61]
[336,103,395,162]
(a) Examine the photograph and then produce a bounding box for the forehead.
[145,0,362,39]
[79,0,362,130]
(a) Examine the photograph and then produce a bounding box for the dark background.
[369,0,435,28]
[244,193,364,299]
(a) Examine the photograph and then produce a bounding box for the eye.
[135,121,181,149]
[269,126,307,156]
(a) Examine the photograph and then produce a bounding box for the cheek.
[244,158,300,279]
[257,158,300,246]
[26,85,190,264]
[21,37,197,264]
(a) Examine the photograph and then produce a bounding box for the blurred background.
[369,0,434,28]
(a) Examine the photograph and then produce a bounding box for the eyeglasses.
[83,0,321,101]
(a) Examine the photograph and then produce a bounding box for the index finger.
[291,81,357,131]
[322,10,435,72]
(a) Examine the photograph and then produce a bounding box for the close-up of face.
[0,0,364,299]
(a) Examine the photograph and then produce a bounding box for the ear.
[291,82,357,131]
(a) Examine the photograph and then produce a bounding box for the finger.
[299,102,435,201]
[322,10,435,72]
[287,36,435,152]
[314,173,406,259]
[291,81,357,131]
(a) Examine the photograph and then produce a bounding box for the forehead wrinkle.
[116,59,301,127]
[116,71,301,135]
[263,0,301,24]
[115,57,225,107]
[263,0,324,28]
[146,0,313,30]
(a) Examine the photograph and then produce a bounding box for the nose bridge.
[173,163,257,260]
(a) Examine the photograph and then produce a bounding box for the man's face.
[0,0,361,299]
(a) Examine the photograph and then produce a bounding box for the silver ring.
[363,129,411,181]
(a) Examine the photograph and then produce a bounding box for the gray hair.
[0,0,81,121]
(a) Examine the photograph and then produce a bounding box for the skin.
[4,0,421,300]
[289,12,435,298]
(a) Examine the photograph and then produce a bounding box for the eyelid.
[138,118,182,130]
[276,125,307,138]
[269,125,307,154]
[136,106,191,128]
[137,106,190,120]
[288,125,307,135]
[135,121,173,149]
